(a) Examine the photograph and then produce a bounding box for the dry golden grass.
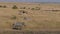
[0,2,60,31]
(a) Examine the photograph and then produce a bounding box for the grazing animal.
[12,22,25,30]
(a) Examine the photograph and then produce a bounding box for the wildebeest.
[12,22,25,30]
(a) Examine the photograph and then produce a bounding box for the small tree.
[12,5,18,9]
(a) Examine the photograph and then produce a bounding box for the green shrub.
[12,5,18,9]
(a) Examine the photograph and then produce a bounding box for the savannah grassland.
[0,2,60,34]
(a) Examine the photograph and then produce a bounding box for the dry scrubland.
[0,2,60,32]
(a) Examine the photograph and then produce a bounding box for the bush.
[31,7,40,10]
[11,16,16,20]
[20,7,26,9]
[35,7,40,10]
[12,5,18,9]
[31,8,35,10]
[0,5,2,7]
[3,5,7,8]
[0,5,7,8]
[18,10,27,15]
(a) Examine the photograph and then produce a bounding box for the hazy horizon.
[0,0,60,2]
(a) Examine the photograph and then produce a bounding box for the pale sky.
[0,0,60,2]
